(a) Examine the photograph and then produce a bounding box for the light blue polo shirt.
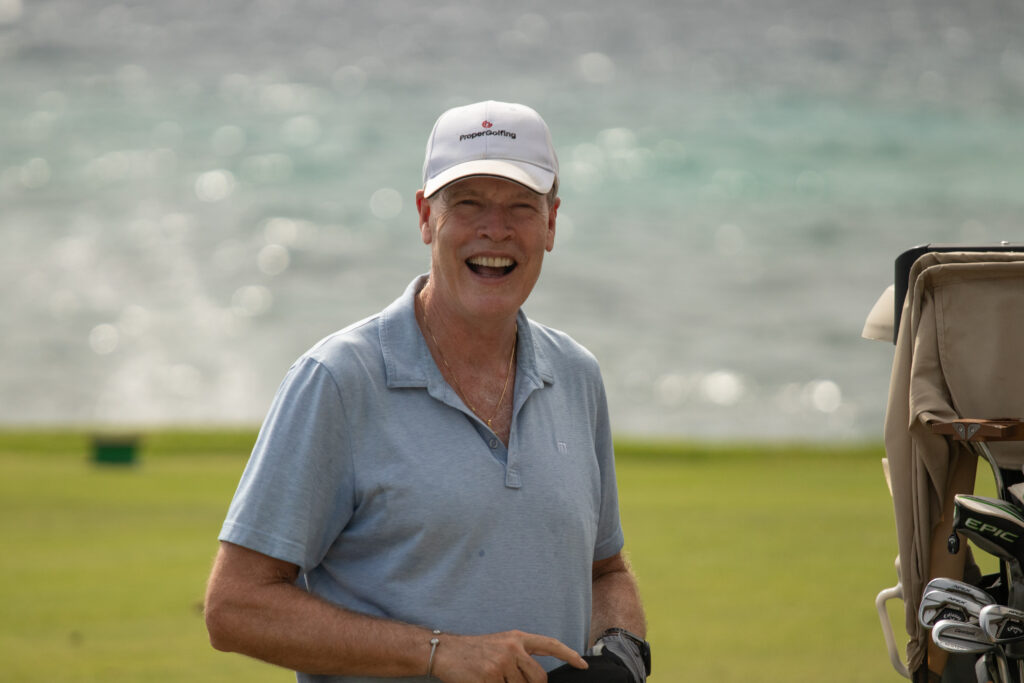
[219,275,624,682]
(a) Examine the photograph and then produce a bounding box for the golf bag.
[866,245,1024,681]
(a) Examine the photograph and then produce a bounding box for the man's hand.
[431,630,588,683]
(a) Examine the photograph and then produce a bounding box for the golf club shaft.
[998,649,1011,683]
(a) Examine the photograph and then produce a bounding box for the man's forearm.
[590,552,647,644]
[205,547,435,677]
[205,542,589,681]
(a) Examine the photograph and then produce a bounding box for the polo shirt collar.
[380,275,554,391]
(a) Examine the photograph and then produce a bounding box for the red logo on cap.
[481,120,493,128]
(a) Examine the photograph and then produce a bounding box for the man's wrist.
[426,629,442,679]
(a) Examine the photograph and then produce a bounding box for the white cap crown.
[422,100,558,198]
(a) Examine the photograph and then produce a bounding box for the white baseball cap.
[422,100,558,198]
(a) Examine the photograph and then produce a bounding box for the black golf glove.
[547,629,650,683]
[546,654,633,683]
[586,628,650,683]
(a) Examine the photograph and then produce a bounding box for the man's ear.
[545,197,559,252]
[413,189,434,245]
[415,189,432,245]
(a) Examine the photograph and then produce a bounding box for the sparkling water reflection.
[2,0,1023,439]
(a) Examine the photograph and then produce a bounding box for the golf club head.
[952,494,1024,565]
[931,619,996,654]
[923,577,996,607]
[1007,482,1024,510]
[980,604,1024,643]
[918,588,988,629]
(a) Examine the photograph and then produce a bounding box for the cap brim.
[423,159,555,198]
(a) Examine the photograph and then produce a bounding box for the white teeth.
[468,256,514,268]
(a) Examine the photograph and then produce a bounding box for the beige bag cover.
[884,252,1024,672]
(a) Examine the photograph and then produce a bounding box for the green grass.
[0,431,909,681]
[616,441,904,681]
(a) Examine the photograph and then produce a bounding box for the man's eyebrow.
[447,186,540,203]
[505,189,543,203]
[444,187,483,201]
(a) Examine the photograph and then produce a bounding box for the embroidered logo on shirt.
[557,441,568,455]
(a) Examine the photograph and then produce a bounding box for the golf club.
[924,577,997,608]
[950,495,1024,566]
[980,604,1024,644]
[932,619,996,653]
[932,620,1010,682]
[919,588,989,629]
[1008,482,1024,512]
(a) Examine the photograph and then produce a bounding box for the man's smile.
[466,255,517,277]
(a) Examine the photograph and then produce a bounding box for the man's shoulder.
[526,318,600,371]
[302,313,384,371]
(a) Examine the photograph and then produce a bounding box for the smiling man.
[205,101,649,683]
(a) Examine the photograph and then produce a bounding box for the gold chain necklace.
[420,303,517,430]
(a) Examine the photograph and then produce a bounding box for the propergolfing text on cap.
[422,100,558,198]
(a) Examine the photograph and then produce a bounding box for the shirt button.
[488,438,499,449]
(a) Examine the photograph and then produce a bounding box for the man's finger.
[521,634,589,670]
[518,656,548,683]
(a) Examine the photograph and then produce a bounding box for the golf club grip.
[547,655,634,682]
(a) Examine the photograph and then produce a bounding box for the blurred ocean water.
[2,0,1023,439]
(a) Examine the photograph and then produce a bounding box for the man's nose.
[476,205,513,240]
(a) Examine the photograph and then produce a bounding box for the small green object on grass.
[91,434,140,465]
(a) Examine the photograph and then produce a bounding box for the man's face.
[416,176,558,324]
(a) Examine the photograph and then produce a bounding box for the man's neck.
[415,284,518,366]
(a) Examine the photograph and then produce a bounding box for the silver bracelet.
[427,629,441,678]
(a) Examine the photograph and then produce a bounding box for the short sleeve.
[219,356,356,572]
[591,370,625,562]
